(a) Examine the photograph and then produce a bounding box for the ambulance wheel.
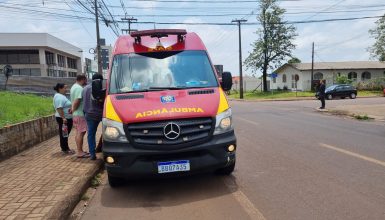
[216,162,235,175]
[108,174,123,187]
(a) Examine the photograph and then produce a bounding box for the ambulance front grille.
[124,117,214,149]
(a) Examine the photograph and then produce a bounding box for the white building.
[0,33,82,77]
[273,61,385,91]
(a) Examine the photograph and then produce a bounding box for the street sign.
[3,65,13,77]
[295,74,299,82]
[270,73,278,78]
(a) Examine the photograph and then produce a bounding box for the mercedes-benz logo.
[163,123,181,140]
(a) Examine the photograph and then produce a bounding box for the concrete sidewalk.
[0,132,102,219]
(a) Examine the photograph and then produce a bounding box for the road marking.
[223,178,266,220]
[319,143,385,168]
[235,116,260,126]
[232,190,267,220]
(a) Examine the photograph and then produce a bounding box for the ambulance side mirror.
[221,71,233,91]
[92,79,106,101]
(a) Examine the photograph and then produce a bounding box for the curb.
[228,97,315,102]
[46,160,103,220]
[228,95,382,102]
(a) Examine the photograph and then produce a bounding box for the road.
[81,98,385,220]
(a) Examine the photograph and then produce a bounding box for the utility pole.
[311,42,315,91]
[232,19,247,99]
[94,0,102,75]
[121,16,138,34]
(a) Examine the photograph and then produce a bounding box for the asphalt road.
[81,98,385,220]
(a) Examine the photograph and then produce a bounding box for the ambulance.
[94,29,236,186]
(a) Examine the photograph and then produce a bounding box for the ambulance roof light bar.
[131,29,187,44]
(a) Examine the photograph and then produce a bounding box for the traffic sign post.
[269,73,278,94]
[295,74,299,97]
[3,65,13,90]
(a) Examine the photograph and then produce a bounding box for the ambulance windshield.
[109,51,218,94]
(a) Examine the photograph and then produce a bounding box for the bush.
[277,86,282,91]
[353,77,385,91]
[335,75,352,84]
[283,85,289,91]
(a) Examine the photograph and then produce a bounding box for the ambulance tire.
[108,174,123,187]
[216,161,235,175]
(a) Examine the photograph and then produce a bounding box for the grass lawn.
[358,90,384,97]
[0,91,54,128]
[228,91,315,100]
[228,90,383,100]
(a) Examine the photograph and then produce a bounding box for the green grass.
[228,90,383,100]
[358,90,384,97]
[0,91,54,128]
[228,91,315,100]
[353,114,373,121]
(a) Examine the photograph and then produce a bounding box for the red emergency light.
[131,29,187,44]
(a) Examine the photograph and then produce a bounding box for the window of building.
[19,69,31,76]
[67,57,77,69]
[348,72,357,80]
[30,53,39,64]
[58,55,66,67]
[8,53,18,64]
[30,69,41,76]
[314,72,323,80]
[45,51,54,65]
[361,71,371,81]
[273,77,276,83]
[58,70,66,77]
[0,50,39,64]
[282,74,287,83]
[68,72,77,77]
[12,69,20,75]
[47,68,57,77]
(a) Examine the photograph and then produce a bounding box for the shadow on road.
[100,174,239,209]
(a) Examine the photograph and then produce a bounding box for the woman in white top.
[53,83,75,154]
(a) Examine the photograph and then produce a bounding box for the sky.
[0,0,384,76]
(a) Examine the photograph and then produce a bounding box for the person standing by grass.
[318,80,326,109]
[71,75,89,158]
[53,83,75,154]
[83,74,105,160]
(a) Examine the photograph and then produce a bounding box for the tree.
[288,57,301,64]
[245,0,297,92]
[368,15,385,61]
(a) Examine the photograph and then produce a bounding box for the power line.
[304,0,346,20]
[109,8,385,18]
[99,0,120,36]
[114,15,384,26]
[63,0,96,40]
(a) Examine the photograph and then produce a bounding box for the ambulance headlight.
[102,118,129,143]
[214,108,233,135]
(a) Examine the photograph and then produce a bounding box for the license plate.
[158,160,190,174]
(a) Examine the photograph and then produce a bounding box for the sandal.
[77,153,91,158]
[66,149,75,154]
[62,149,75,155]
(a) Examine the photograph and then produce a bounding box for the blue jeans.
[86,118,101,158]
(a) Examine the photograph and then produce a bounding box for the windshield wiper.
[149,86,185,90]
[149,86,206,90]
[118,88,164,94]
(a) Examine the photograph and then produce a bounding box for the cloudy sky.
[0,0,384,76]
